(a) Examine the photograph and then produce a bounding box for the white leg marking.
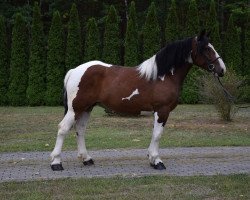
[122,89,139,101]
[51,111,75,165]
[148,112,164,165]
[75,112,92,161]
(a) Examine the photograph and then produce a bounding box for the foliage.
[124,1,139,67]
[165,0,180,43]
[102,5,121,64]
[242,17,250,102]
[46,11,65,106]
[205,0,221,53]
[181,0,201,104]
[84,18,101,62]
[0,15,9,105]
[65,3,82,71]
[26,2,46,106]
[142,2,161,60]
[199,69,243,121]
[223,14,242,74]
[185,0,200,37]
[8,13,29,106]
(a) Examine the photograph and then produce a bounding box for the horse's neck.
[173,63,193,88]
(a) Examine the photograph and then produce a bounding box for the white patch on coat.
[137,55,158,81]
[65,61,112,110]
[208,43,226,73]
[170,67,174,75]
[186,51,193,64]
[122,89,139,101]
[159,75,165,81]
[148,112,164,165]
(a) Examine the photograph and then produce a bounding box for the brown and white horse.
[51,30,226,171]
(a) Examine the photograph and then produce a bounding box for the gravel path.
[1,147,250,182]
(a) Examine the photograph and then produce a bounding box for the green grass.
[0,105,249,153]
[0,174,249,200]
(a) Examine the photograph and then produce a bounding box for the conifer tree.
[65,3,82,71]
[8,13,29,106]
[0,15,9,105]
[181,0,200,104]
[142,2,160,60]
[124,1,139,66]
[84,18,100,62]
[26,2,46,106]
[46,11,65,106]
[165,0,180,43]
[224,14,242,74]
[206,0,221,53]
[185,0,199,37]
[102,5,121,64]
[242,19,249,101]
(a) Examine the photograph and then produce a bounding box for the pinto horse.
[50,30,226,171]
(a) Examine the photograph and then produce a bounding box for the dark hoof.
[83,159,94,166]
[51,163,64,171]
[150,162,166,170]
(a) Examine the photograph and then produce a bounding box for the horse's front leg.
[148,110,169,170]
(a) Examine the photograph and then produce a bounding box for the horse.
[50,30,226,171]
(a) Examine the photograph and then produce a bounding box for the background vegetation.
[0,0,249,105]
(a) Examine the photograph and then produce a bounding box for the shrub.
[84,18,101,62]
[142,2,160,60]
[124,1,139,66]
[65,3,82,71]
[26,2,46,106]
[199,69,243,121]
[46,11,65,106]
[8,13,29,106]
[0,15,9,105]
[102,5,121,64]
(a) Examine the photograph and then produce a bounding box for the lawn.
[0,105,249,153]
[0,174,249,200]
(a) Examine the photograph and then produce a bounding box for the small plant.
[199,69,243,121]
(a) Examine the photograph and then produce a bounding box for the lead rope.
[216,76,250,109]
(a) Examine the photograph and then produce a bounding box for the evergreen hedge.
[102,5,121,64]
[26,2,46,106]
[0,15,9,105]
[224,14,242,75]
[84,18,101,62]
[142,2,160,60]
[181,0,201,104]
[8,13,29,106]
[65,3,82,71]
[165,0,180,43]
[124,1,139,66]
[206,0,221,53]
[46,11,65,106]
[243,19,250,101]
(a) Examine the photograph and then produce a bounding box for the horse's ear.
[198,29,206,41]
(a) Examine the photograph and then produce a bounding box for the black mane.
[155,37,193,77]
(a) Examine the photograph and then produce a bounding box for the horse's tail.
[63,69,72,116]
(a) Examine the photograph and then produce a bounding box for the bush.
[199,69,243,121]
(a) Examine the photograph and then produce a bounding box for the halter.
[205,56,221,72]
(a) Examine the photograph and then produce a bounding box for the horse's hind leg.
[75,111,94,166]
[50,110,75,170]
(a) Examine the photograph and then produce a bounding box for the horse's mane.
[137,37,193,80]
[156,37,193,77]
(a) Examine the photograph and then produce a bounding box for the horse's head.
[191,30,226,77]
